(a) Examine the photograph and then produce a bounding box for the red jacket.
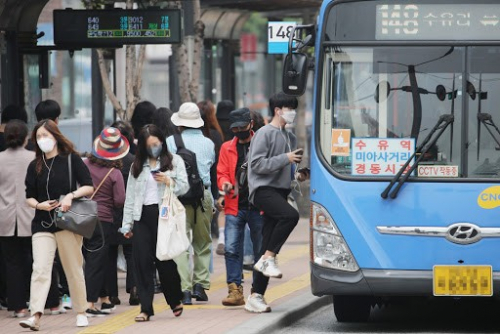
[217,134,253,216]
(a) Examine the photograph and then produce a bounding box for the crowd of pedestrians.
[0,92,309,331]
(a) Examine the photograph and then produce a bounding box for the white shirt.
[142,172,159,205]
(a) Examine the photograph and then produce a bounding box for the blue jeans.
[224,210,263,286]
[243,225,253,260]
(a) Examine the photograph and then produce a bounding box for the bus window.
[320,46,464,177]
[467,47,500,178]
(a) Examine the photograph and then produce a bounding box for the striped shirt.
[166,129,215,187]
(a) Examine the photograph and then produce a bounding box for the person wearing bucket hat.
[83,127,128,316]
[167,102,215,305]
[108,121,138,306]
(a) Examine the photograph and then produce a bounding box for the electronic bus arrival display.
[53,9,182,47]
[376,4,500,40]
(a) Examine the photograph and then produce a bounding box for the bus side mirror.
[283,52,309,96]
[374,81,391,103]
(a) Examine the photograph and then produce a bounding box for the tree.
[83,0,203,118]
[82,0,151,120]
[165,1,204,103]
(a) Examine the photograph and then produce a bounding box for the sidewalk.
[1,218,317,333]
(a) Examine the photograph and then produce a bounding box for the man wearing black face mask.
[217,108,263,307]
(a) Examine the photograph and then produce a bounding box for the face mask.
[147,145,162,158]
[234,129,251,140]
[281,110,297,124]
[37,138,56,153]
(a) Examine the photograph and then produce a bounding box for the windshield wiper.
[477,113,500,150]
[381,114,454,199]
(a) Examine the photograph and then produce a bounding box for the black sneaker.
[182,290,192,305]
[129,287,140,306]
[192,284,208,302]
[86,308,106,317]
[100,302,116,314]
[109,296,121,305]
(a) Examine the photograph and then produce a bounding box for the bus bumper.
[311,263,500,297]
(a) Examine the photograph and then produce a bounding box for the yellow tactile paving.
[209,245,308,291]
[78,245,309,334]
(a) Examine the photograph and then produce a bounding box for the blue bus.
[284,0,500,322]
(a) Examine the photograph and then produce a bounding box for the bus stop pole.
[91,48,104,140]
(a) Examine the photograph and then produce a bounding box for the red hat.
[92,127,130,161]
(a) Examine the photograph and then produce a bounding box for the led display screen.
[54,9,182,47]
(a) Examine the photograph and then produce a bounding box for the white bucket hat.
[171,102,204,128]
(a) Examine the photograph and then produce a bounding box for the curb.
[227,292,331,334]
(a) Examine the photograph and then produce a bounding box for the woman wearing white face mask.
[20,120,94,331]
[121,124,189,322]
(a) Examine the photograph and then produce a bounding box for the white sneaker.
[253,256,283,278]
[244,293,271,313]
[50,304,67,315]
[76,314,89,327]
[19,316,40,331]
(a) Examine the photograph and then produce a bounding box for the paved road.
[1,219,312,334]
[277,297,500,333]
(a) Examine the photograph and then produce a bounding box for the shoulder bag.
[156,185,190,261]
[55,155,113,239]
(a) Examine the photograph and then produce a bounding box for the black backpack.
[174,134,205,208]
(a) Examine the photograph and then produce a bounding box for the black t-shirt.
[0,132,5,152]
[236,141,256,210]
[25,152,93,235]
[209,128,224,200]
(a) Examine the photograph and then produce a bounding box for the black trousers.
[83,222,113,302]
[0,236,32,310]
[252,187,300,295]
[132,205,183,316]
[46,265,60,309]
[0,244,6,304]
[108,243,134,296]
[54,252,69,296]
[0,234,59,310]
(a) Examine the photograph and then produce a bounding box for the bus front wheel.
[332,295,371,322]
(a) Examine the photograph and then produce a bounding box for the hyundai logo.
[446,223,482,245]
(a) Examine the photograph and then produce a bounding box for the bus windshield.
[319,45,500,179]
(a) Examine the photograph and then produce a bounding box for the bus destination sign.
[376,5,500,40]
[54,9,182,47]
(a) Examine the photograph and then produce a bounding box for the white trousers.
[30,230,87,315]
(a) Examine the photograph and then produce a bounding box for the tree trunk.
[134,45,146,99]
[173,44,190,102]
[170,0,203,103]
[96,49,125,119]
[188,1,204,102]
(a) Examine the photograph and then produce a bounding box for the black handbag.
[55,155,112,239]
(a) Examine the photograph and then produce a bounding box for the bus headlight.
[311,203,359,272]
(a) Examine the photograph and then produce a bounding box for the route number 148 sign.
[268,21,296,54]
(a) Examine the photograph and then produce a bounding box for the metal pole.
[169,55,180,111]
[91,49,104,139]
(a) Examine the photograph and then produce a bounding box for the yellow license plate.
[433,265,492,296]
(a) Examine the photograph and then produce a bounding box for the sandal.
[134,313,150,322]
[172,305,183,317]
